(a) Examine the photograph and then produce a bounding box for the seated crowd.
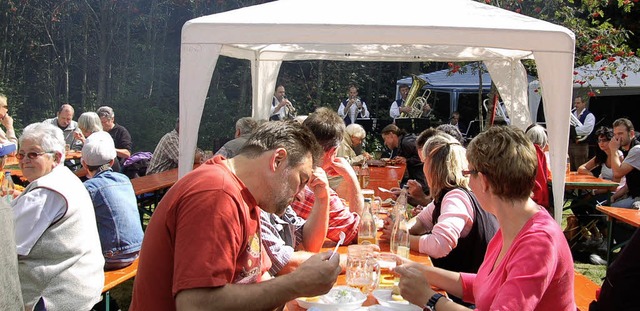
[2,89,636,310]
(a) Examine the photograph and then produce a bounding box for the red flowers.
[588,91,596,97]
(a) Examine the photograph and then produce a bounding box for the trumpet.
[283,96,297,119]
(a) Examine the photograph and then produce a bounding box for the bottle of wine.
[358,198,378,245]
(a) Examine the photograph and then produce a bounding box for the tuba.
[400,75,431,118]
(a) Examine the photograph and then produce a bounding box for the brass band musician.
[389,84,411,119]
[338,85,369,124]
[270,85,296,121]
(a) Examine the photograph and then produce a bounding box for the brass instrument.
[400,75,431,118]
[283,97,297,119]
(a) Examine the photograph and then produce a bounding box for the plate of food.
[372,289,422,311]
[381,198,395,208]
[296,286,367,310]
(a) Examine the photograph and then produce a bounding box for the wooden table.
[596,205,640,265]
[285,236,434,310]
[365,164,406,200]
[131,168,179,195]
[550,172,619,192]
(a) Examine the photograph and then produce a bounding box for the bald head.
[57,104,75,128]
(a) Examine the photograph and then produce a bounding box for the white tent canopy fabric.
[179,0,575,222]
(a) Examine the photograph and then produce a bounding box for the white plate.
[372,289,422,311]
[296,286,367,310]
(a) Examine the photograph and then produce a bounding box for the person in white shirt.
[569,96,596,171]
[390,84,410,119]
[338,85,369,124]
[270,85,296,121]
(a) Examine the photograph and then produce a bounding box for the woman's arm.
[577,157,597,175]
[415,190,473,258]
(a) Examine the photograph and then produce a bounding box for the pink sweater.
[460,210,575,311]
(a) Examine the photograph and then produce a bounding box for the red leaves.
[594,55,603,61]
[608,56,616,62]
[573,71,579,75]
[621,73,628,79]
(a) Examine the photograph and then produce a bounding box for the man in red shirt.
[131,121,341,310]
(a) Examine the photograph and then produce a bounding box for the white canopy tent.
[179,0,575,222]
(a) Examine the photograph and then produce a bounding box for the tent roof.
[183,0,574,63]
[179,0,576,222]
[397,64,493,91]
[573,57,640,96]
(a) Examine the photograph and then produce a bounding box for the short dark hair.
[416,128,438,150]
[239,120,322,168]
[381,124,406,137]
[436,124,464,145]
[302,107,345,151]
[613,118,634,132]
[399,84,409,90]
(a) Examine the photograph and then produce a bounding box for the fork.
[328,231,346,261]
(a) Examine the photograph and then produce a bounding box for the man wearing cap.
[96,106,132,165]
[81,131,143,271]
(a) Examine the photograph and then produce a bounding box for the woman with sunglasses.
[11,123,104,310]
[396,126,575,311]
[571,126,623,250]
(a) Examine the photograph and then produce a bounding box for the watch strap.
[424,293,446,311]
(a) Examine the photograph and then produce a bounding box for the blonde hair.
[423,133,469,201]
[466,126,537,200]
[0,94,6,107]
[345,123,366,139]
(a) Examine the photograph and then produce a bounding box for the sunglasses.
[461,169,479,177]
[16,151,54,160]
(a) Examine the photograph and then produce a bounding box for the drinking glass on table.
[377,253,397,289]
[346,244,380,295]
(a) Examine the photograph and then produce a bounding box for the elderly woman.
[12,122,104,310]
[74,111,103,144]
[386,133,497,276]
[525,124,550,209]
[396,126,575,311]
[336,123,371,165]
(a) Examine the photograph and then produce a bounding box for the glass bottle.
[2,171,15,203]
[358,198,378,245]
[358,161,370,189]
[390,185,409,255]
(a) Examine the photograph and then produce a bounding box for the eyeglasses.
[461,169,479,177]
[16,151,54,160]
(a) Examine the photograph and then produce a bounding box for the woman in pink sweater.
[395,126,575,311]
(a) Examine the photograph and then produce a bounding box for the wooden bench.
[574,271,600,311]
[102,258,139,309]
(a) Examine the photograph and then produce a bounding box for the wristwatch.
[423,293,450,311]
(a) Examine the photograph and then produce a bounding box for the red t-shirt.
[131,156,270,310]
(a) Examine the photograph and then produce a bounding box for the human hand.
[1,114,13,129]
[308,167,330,201]
[400,106,412,113]
[609,136,622,152]
[73,131,86,143]
[406,180,423,197]
[390,187,402,198]
[329,156,355,179]
[362,152,372,160]
[393,156,407,164]
[291,251,341,297]
[394,262,435,307]
[380,217,394,240]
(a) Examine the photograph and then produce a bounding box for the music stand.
[356,118,374,134]
[394,118,414,133]
[413,118,431,133]
[374,119,394,134]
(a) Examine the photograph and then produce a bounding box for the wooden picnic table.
[596,205,640,265]
[285,225,434,310]
[550,172,619,192]
[364,164,406,200]
[131,168,180,196]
